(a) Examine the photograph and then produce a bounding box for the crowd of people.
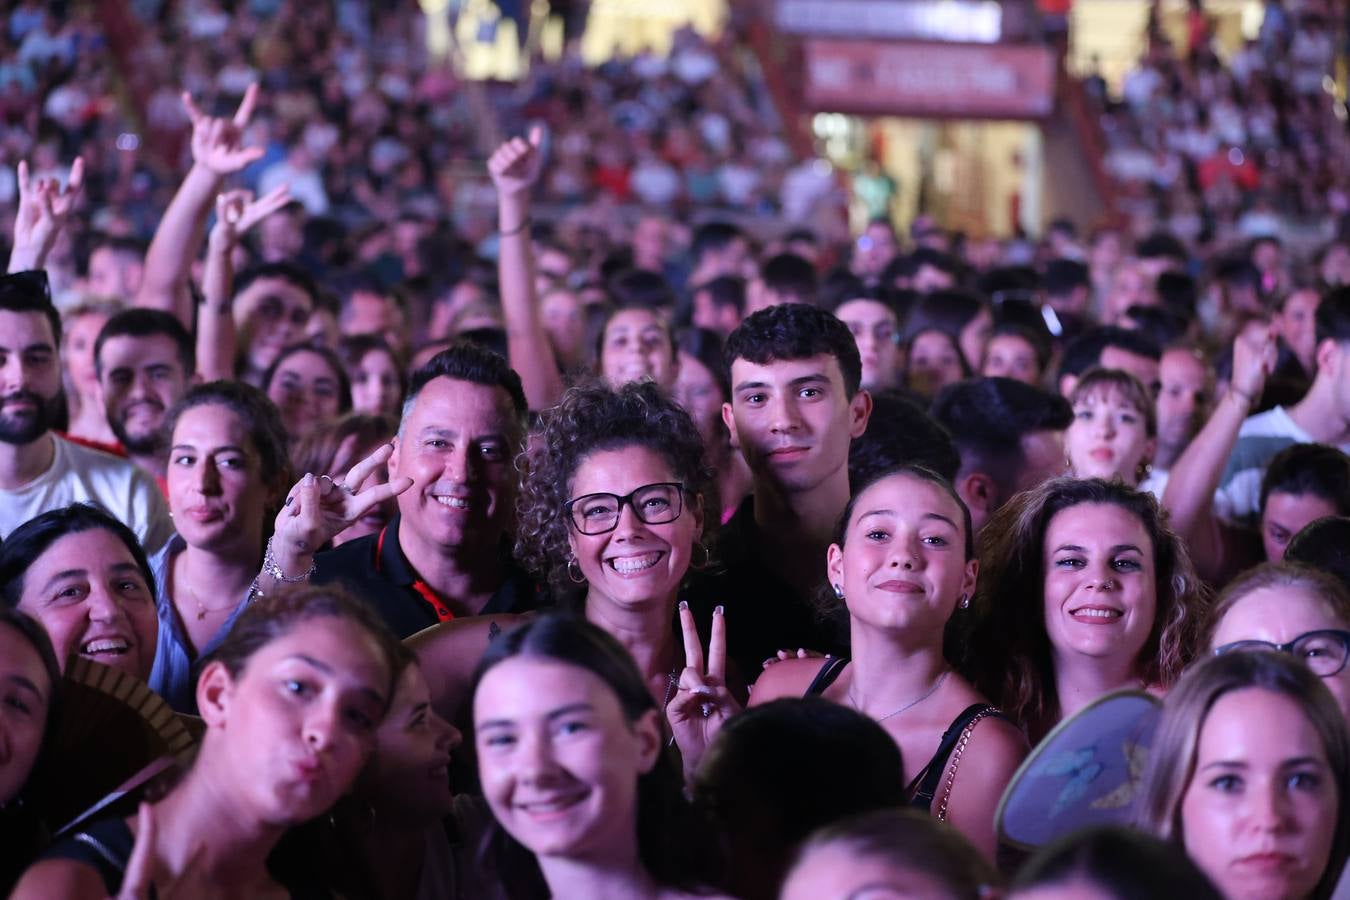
[1,1,1350,899]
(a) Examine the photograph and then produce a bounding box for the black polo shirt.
[313,514,546,638]
[687,495,848,677]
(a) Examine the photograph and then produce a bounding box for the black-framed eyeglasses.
[1214,629,1350,678]
[565,482,685,535]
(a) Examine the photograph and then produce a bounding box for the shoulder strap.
[60,819,135,894]
[803,656,849,696]
[908,703,1002,811]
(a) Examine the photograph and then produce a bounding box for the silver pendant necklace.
[852,669,951,722]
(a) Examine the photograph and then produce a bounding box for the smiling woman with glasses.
[1207,561,1350,721]
[513,380,722,714]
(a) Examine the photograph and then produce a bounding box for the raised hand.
[9,157,84,273]
[487,126,544,199]
[183,83,264,177]
[667,602,741,781]
[271,443,413,574]
[209,185,291,249]
[1230,320,1278,405]
[116,802,212,900]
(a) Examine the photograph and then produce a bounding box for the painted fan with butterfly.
[43,657,199,833]
[997,690,1162,850]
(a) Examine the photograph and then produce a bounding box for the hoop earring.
[566,556,586,584]
[959,593,970,609]
[689,542,710,571]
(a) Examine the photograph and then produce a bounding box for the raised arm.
[487,128,565,411]
[7,157,84,273]
[1161,322,1276,579]
[197,186,290,381]
[134,84,263,324]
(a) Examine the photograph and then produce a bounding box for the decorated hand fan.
[997,690,1162,851]
[44,658,199,832]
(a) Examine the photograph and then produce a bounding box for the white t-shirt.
[0,434,173,554]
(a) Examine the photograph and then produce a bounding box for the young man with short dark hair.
[696,303,871,673]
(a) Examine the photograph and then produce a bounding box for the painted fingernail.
[714,605,724,616]
[678,600,688,611]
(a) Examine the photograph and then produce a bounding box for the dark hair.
[336,333,408,397]
[694,698,906,897]
[1314,286,1350,349]
[724,304,863,397]
[0,270,59,346]
[837,463,974,561]
[909,247,960,280]
[290,412,397,483]
[694,275,747,316]
[987,322,1052,373]
[1136,231,1188,264]
[691,221,745,264]
[849,390,960,489]
[1286,516,1350,591]
[516,381,712,591]
[261,343,354,418]
[1043,259,1090,297]
[201,582,399,703]
[0,607,61,745]
[1011,825,1222,900]
[759,253,817,305]
[593,303,677,372]
[930,377,1072,495]
[1059,327,1162,380]
[472,614,710,896]
[163,381,293,522]
[0,504,156,609]
[1155,271,1199,317]
[609,269,676,311]
[963,477,1205,739]
[404,340,527,422]
[234,261,320,307]
[789,808,999,900]
[1259,443,1350,516]
[902,289,988,349]
[1121,304,1192,349]
[676,327,730,401]
[94,308,194,379]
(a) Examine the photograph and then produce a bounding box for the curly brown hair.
[958,476,1207,740]
[515,380,715,591]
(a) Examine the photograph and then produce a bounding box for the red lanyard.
[375,527,455,622]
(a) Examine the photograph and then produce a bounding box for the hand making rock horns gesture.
[667,602,741,780]
[269,443,413,577]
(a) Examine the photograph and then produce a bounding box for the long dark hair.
[471,614,714,899]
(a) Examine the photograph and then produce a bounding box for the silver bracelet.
[262,536,316,583]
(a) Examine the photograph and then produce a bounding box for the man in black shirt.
[274,342,543,637]
[696,304,872,674]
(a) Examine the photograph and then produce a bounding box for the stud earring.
[959,593,970,609]
[832,583,844,600]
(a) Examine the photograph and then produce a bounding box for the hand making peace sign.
[667,602,741,780]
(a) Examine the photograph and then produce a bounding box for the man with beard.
[94,309,196,489]
[0,273,172,552]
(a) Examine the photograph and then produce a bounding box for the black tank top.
[803,657,1004,812]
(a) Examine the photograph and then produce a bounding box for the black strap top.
[43,818,135,894]
[801,657,1004,812]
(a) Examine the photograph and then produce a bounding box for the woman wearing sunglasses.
[1207,561,1350,720]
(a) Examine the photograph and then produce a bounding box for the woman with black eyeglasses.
[1208,561,1350,720]
[412,380,734,730]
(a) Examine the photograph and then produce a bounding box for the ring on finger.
[700,702,714,718]
[336,482,356,496]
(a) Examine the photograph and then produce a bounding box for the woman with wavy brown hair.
[961,476,1206,742]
